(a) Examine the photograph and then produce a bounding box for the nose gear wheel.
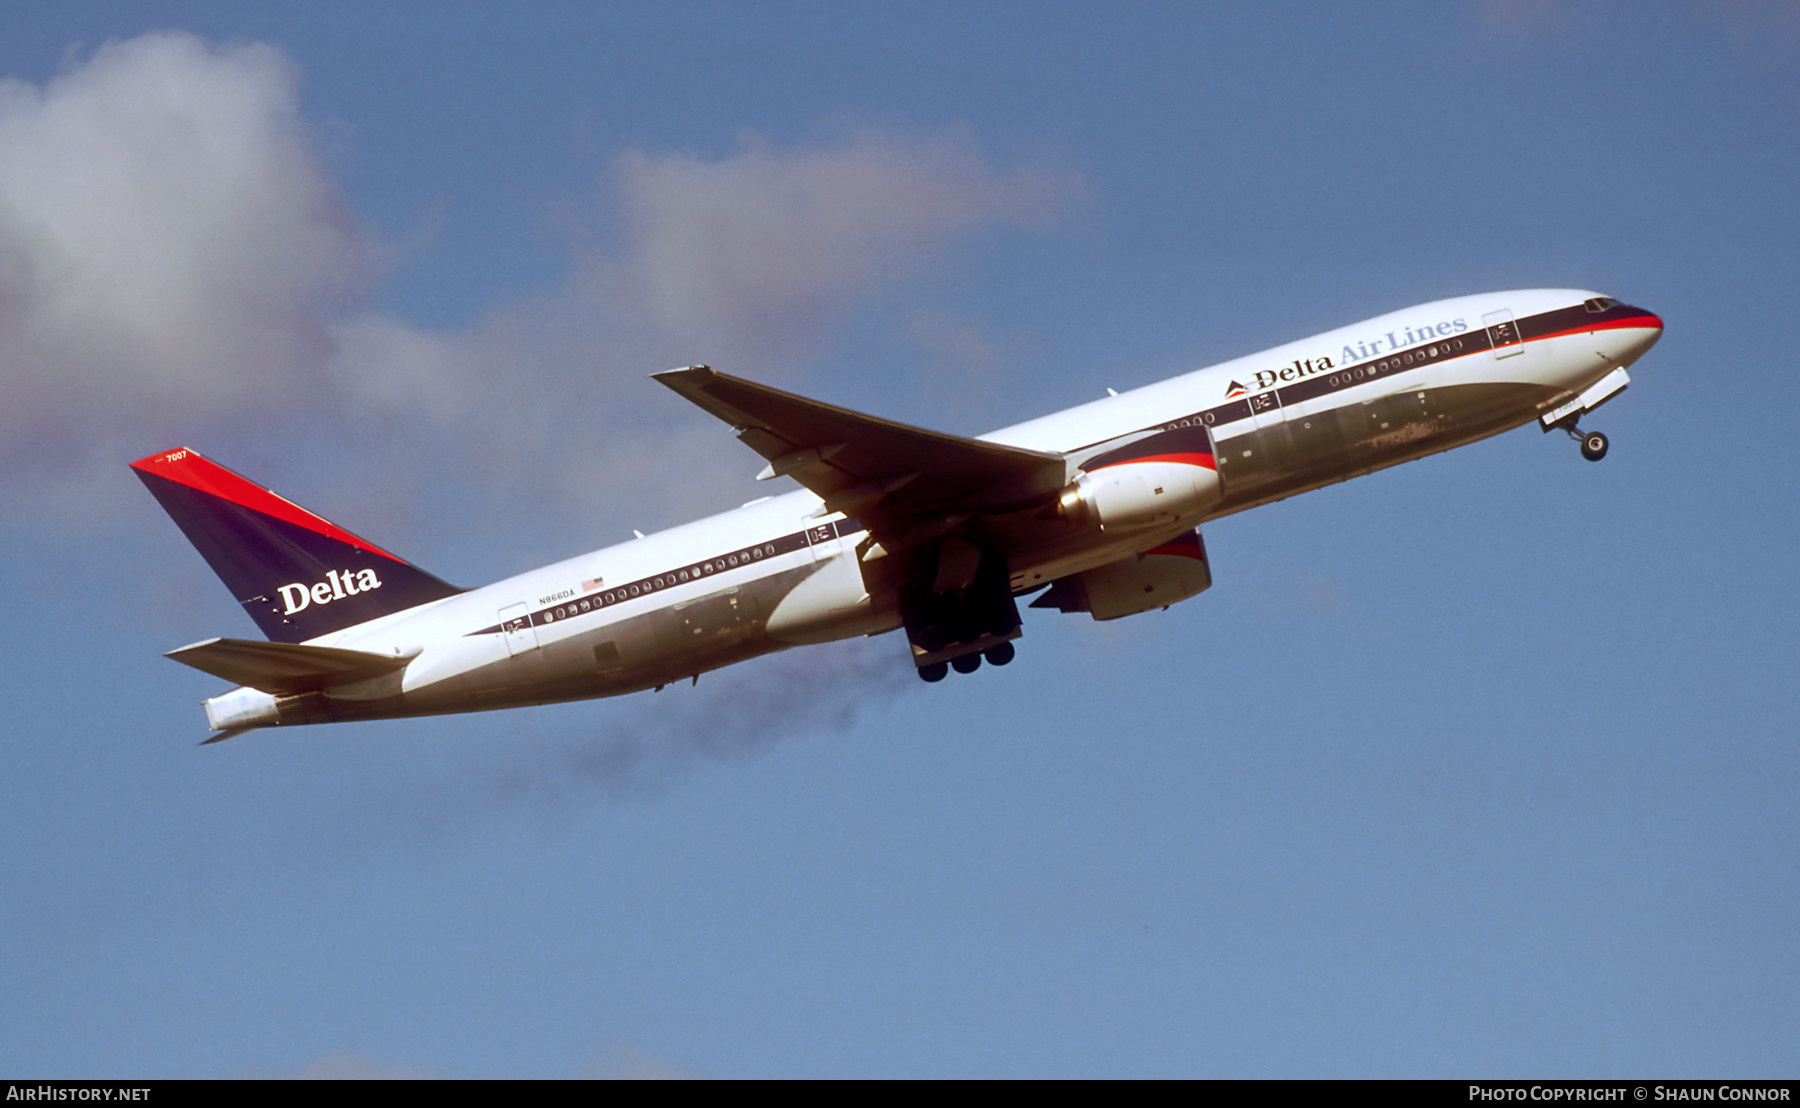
[1560,420,1609,462]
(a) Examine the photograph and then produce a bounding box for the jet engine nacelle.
[1031,529,1213,621]
[1056,461,1222,533]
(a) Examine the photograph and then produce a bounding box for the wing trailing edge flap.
[653,367,1068,527]
[167,637,414,695]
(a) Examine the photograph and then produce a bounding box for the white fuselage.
[203,289,1661,731]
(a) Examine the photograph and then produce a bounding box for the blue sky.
[2,1,1797,1078]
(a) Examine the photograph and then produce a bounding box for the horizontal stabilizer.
[166,637,414,695]
[654,366,1067,529]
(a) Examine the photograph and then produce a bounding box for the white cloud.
[612,130,1071,361]
[327,313,473,424]
[321,130,1080,537]
[0,32,368,457]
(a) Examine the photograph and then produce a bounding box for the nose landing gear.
[1556,418,1609,462]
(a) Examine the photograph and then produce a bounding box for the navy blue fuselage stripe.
[1177,301,1650,434]
[466,518,867,636]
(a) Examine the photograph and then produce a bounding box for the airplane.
[133,288,1662,742]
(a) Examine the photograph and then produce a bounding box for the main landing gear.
[915,642,1016,683]
[904,535,1022,683]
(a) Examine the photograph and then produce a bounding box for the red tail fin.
[132,448,462,643]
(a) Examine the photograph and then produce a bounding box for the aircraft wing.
[166,637,413,695]
[653,366,1068,530]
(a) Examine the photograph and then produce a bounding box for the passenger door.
[1483,308,1523,360]
[498,602,537,657]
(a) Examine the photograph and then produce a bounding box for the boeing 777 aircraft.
[135,289,1662,741]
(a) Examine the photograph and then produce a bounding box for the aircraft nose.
[1616,304,1663,365]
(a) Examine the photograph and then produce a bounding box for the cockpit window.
[1583,297,1620,313]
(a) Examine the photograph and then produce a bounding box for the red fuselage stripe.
[1529,314,1663,345]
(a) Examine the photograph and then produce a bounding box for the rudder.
[132,448,462,643]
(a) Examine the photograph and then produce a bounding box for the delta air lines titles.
[1340,315,1470,364]
[1238,316,1471,396]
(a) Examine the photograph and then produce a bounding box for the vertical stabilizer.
[131,448,462,643]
